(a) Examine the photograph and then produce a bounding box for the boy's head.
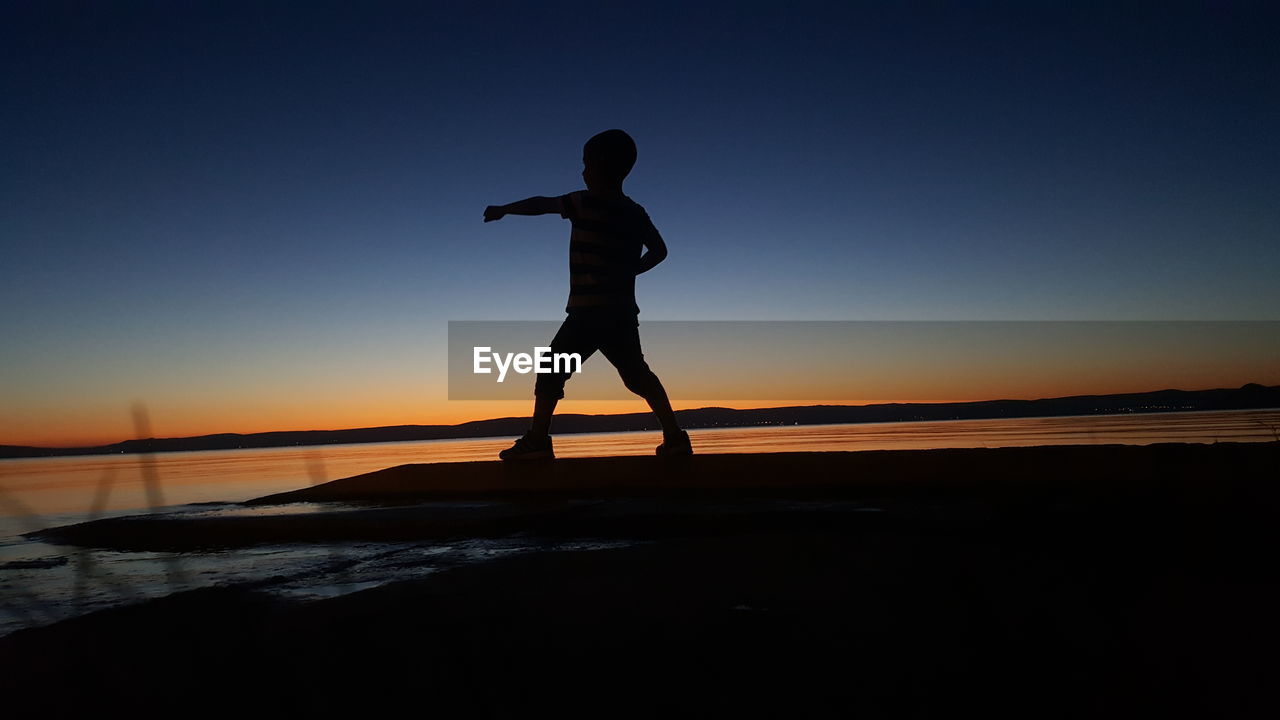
[582,129,636,190]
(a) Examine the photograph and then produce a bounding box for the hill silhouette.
[2,383,1276,459]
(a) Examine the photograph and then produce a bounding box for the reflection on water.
[1,409,1277,521]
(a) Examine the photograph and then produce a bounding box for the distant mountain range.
[3,383,1277,459]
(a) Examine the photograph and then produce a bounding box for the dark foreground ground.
[4,443,1278,718]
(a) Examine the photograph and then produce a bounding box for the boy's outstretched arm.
[635,227,668,275]
[483,196,562,222]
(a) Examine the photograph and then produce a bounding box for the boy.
[483,129,692,460]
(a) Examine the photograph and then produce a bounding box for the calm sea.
[1,408,1276,636]
[3,408,1277,524]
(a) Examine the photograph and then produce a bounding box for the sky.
[2,1,1278,446]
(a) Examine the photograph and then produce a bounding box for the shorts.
[533,310,661,400]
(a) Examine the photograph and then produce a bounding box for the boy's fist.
[483,205,506,222]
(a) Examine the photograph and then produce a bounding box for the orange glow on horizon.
[7,320,1278,448]
[6,370,1277,449]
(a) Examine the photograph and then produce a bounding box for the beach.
[2,441,1277,717]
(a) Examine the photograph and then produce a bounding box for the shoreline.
[22,442,1279,554]
[22,442,1277,552]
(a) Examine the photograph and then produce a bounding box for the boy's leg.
[528,393,559,438]
[630,367,680,435]
[641,377,681,436]
[528,314,598,437]
[598,324,681,436]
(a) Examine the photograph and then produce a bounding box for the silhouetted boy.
[483,129,691,460]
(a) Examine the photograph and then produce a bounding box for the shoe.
[656,430,693,457]
[499,433,554,461]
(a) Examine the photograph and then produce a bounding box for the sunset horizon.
[8,378,1277,449]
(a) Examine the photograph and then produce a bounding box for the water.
[3,409,1276,522]
[2,409,1276,637]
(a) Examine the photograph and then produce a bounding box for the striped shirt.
[558,190,657,314]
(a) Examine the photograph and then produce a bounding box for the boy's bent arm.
[635,228,668,275]
[483,196,562,222]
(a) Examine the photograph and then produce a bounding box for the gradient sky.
[3,1,1278,446]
